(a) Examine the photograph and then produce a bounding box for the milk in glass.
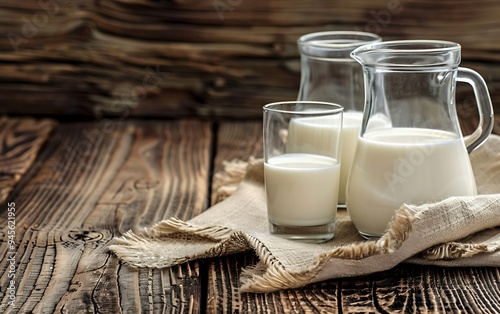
[346,128,477,236]
[265,153,340,226]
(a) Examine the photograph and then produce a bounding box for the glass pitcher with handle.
[297,31,381,206]
[347,40,494,239]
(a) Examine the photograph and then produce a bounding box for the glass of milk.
[347,40,494,239]
[297,31,382,207]
[263,101,343,243]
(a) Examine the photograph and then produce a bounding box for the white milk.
[338,112,363,203]
[265,153,340,226]
[346,128,477,237]
[287,115,341,158]
[286,112,390,204]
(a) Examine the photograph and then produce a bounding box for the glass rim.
[263,101,344,115]
[298,31,382,48]
[350,40,461,69]
[351,39,461,55]
[298,31,382,59]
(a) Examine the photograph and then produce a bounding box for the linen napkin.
[109,135,500,293]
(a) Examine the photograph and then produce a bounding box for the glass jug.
[347,40,494,239]
[297,31,381,205]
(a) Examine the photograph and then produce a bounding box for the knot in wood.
[80,23,95,40]
[64,230,107,244]
[272,42,285,55]
[212,77,226,90]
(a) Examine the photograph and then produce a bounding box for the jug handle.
[456,67,494,153]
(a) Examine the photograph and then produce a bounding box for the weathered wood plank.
[1,1,500,118]
[208,252,500,313]
[363,266,500,313]
[0,119,212,313]
[210,122,263,205]
[207,252,341,313]
[0,116,56,204]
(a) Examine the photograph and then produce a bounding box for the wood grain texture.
[365,266,500,313]
[207,253,340,313]
[0,116,56,204]
[0,119,212,313]
[0,0,500,118]
[206,121,500,313]
[210,122,263,205]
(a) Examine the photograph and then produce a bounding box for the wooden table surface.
[1,116,500,313]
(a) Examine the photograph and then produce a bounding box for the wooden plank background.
[0,118,211,313]
[0,0,499,119]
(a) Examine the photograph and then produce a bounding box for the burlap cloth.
[109,135,500,293]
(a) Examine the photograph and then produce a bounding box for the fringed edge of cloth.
[239,207,415,292]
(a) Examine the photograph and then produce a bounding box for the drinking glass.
[263,101,343,242]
